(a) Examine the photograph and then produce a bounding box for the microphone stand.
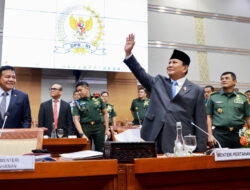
[190,122,222,149]
[136,111,142,128]
[0,112,10,137]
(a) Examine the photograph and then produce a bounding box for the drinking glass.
[57,128,64,138]
[184,135,197,155]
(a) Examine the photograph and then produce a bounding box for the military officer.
[130,87,150,125]
[207,72,250,148]
[69,90,80,137]
[204,85,214,106]
[101,91,117,126]
[245,90,250,103]
[73,81,110,152]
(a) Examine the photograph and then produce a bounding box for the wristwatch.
[79,133,84,138]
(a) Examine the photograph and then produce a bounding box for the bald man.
[38,84,73,137]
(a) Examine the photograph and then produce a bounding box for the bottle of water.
[51,122,57,138]
[174,122,186,157]
[125,118,129,126]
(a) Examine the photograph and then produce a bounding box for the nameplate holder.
[214,148,250,161]
[104,141,156,163]
[0,156,35,171]
[68,135,77,139]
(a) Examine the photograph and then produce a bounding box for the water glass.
[184,135,197,155]
[57,128,64,138]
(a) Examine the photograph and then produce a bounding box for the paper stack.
[114,129,141,142]
[60,150,103,160]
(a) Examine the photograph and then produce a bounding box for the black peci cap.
[170,49,190,65]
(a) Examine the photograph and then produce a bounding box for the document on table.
[114,129,141,142]
[60,150,103,160]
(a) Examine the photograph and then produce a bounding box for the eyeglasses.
[49,88,61,91]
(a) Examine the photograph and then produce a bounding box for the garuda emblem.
[70,16,93,36]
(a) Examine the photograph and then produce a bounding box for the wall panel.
[148,0,250,91]
[15,68,41,126]
[107,72,138,123]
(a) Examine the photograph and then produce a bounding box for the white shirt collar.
[171,76,187,87]
[52,98,61,103]
[0,88,12,96]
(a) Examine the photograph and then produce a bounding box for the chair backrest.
[0,128,44,156]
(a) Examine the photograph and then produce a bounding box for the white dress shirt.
[171,76,187,96]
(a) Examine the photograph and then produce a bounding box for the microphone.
[0,112,10,137]
[136,111,142,128]
[190,122,222,149]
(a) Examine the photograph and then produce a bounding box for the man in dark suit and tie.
[38,84,72,137]
[0,66,31,128]
[124,34,207,153]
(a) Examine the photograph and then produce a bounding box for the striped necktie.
[53,99,58,129]
[0,92,8,119]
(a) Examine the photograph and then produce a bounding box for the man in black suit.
[38,84,72,137]
[124,34,207,153]
[0,65,31,128]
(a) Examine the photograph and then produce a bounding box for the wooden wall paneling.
[15,68,41,127]
[107,72,138,123]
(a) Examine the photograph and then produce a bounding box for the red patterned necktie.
[53,99,58,129]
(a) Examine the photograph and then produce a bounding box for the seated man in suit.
[38,84,72,137]
[0,65,31,128]
[123,34,207,154]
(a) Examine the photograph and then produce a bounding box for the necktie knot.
[172,81,178,86]
[54,99,58,103]
[2,92,8,97]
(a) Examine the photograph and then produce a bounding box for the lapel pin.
[183,86,186,92]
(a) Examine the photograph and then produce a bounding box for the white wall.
[41,69,107,103]
[149,0,250,17]
[148,0,250,92]
[1,0,250,95]
[0,0,4,60]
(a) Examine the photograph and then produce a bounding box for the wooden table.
[121,155,250,190]
[43,138,91,155]
[0,159,118,190]
[2,155,250,190]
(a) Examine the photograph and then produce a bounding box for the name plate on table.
[104,141,156,163]
[214,148,250,161]
[0,156,35,171]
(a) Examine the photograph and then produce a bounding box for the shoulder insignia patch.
[210,91,219,96]
[237,92,247,97]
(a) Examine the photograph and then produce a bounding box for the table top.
[0,159,118,180]
[43,138,89,146]
[133,155,250,173]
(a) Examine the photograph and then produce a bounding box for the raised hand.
[124,34,135,57]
